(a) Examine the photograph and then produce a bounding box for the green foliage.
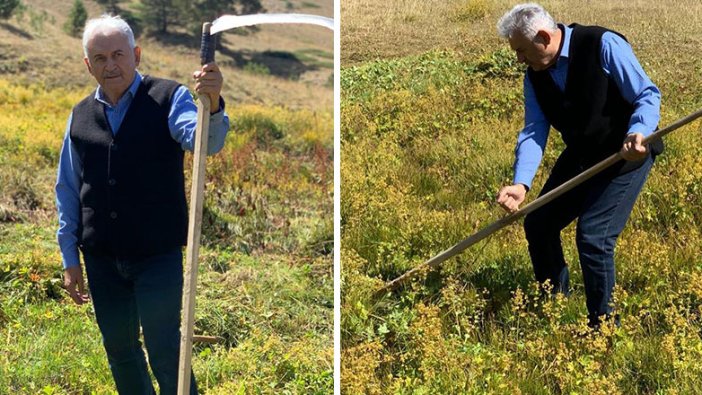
[139,0,264,35]
[136,0,176,34]
[62,0,87,38]
[94,0,122,14]
[243,61,271,76]
[0,0,20,20]
[0,80,332,392]
[341,3,702,392]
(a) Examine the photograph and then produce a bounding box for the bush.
[0,0,19,19]
[63,0,87,37]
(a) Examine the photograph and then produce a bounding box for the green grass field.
[0,0,333,393]
[341,0,702,393]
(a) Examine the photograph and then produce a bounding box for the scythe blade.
[210,13,335,34]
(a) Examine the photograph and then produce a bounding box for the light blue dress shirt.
[514,24,661,189]
[56,72,230,269]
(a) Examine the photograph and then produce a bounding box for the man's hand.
[620,133,648,161]
[64,266,89,305]
[193,62,223,114]
[496,184,528,213]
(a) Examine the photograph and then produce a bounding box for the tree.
[137,0,178,34]
[181,0,264,36]
[94,0,123,14]
[137,0,263,35]
[0,0,20,20]
[63,0,87,37]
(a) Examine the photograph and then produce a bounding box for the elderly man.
[495,3,662,328]
[55,14,229,393]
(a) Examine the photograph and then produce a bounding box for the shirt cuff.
[61,248,81,269]
[513,174,533,191]
[210,97,226,116]
[627,122,654,138]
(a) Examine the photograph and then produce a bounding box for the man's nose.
[106,57,117,69]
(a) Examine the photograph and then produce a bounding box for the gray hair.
[82,14,135,57]
[497,3,557,40]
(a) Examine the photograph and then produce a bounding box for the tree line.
[0,0,264,37]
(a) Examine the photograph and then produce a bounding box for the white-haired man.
[495,3,662,328]
[56,14,229,393]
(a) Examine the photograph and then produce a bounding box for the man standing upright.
[55,14,229,393]
[495,3,662,328]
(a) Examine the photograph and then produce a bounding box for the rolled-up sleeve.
[513,74,551,189]
[600,32,660,137]
[168,86,230,155]
[55,113,82,269]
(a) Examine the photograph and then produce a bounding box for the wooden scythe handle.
[177,22,215,395]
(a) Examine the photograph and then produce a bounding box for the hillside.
[0,0,334,393]
[0,0,333,110]
[341,0,702,393]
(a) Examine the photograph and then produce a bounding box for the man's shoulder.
[570,24,628,44]
[140,75,184,106]
[73,90,98,112]
[141,75,182,92]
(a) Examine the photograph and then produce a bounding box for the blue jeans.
[83,248,198,395]
[523,151,654,323]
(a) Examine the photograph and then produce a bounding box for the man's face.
[508,30,556,71]
[83,29,141,101]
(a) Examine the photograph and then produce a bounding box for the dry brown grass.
[342,0,702,70]
[0,0,333,111]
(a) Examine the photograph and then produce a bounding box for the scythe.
[177,13,333,394]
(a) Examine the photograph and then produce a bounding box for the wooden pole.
[178,22,215,395]
[377,108,702,297]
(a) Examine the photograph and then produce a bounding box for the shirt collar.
[558,23,572,60]
[95,71,143,107]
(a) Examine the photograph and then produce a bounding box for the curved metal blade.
[210,13,334,34]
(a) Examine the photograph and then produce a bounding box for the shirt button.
[110,212,118,219]
[108,179,116,186]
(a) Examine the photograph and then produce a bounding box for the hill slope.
[341,0,702,393]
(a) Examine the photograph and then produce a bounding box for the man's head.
[82,15,141,102]
[497,3,560,71]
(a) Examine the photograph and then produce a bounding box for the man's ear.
[83,57,92,74]
[534,30,551,47]
[134,46,141,66]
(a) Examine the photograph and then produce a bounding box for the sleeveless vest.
[528,24,663,172]
[70,76,188,258]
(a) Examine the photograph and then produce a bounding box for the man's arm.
[55,114,89,304]
[513,74,551,190]
[169,63,230,155]
[601,32,661,161]
[497,74,551,212]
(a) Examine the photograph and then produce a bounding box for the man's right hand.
[496,184,528,213]
[64,266,90,305]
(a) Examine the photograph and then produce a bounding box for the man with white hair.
[495,3,662,329]
[55,14,229,393]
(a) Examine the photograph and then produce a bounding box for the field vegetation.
[341,0,702,393]
[0,0,333,393]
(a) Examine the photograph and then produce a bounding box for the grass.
[341,0,702,393]
[0,72,332,392]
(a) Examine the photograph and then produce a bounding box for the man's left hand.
[620,133,648,161]
[193,62,223,114]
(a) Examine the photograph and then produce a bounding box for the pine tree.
[63,0,87,37]
[94,0,122,14]
[0,0,20,20]
[63,0,88,37]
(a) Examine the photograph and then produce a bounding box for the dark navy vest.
[528,24,663,173]
[70,76,188,258]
